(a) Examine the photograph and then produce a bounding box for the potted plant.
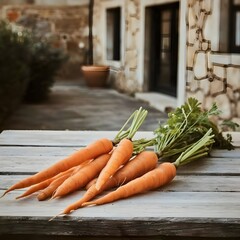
[81,0,110,88]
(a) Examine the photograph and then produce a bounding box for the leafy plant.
[154,98,234,161]
[24,40,68,103]
[0,20,31,125]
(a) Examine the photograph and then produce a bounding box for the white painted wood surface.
[0,130,240,239]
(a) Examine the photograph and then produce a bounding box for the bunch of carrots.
[1,98,236,219]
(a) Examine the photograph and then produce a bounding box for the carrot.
[95,138,133,190]
[16,178,54,200]
[85,178,97,190]
[58,151,158,215]
[83,129,215,207]
[37,171,73,201]
[3,107,148,199]
[37,160,92,201]
[110,151,158,185]
[83,162,176,206]
[16,160,91,199]
[52,153,112,199]
[2,138,113,197]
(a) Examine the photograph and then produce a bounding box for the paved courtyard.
[1,80,167,132]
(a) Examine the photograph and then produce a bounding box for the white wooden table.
[0,130,240,240]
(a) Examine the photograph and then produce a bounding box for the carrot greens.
[173,128,215,168]
[113,107,148,144]
[154,98,234,161]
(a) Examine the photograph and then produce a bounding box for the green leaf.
[154,97,234,159]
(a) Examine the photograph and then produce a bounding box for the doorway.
[145,2,179,97]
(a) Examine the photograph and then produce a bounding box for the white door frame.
[139,0,187,106]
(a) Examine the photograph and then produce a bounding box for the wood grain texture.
[0,130,154,146]
[1,175,239,192]
[1,154,239,175]
[3,190,238,217]
[0,217,240,238]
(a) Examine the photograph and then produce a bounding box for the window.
[229,0,240,53]
[106,7,121,61]
[219,0,240,53]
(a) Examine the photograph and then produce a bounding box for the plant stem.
[173,128,215,168]
[113,107,148,144]
[132,138,156,155]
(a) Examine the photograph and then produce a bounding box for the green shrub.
[24,41,68,103]
[0,20,67,128]
[0,20,31,125]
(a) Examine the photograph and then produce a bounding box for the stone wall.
[186,0,240,124]
[0,4,89,79]
[93,0,142,93]
[93,0,240,124]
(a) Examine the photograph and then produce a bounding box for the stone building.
[1,0,240,124]
[92,0,240,124]
[0,0,89,78]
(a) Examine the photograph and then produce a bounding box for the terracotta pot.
[81,65,110,88]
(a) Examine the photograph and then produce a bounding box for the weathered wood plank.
[0,155,68,174]
[176,157,240,175]
[0,217,240,238]
[0,191,240,237]
[1,191,240,218]
[5,235,237,240]
[1,130,239,146]
[1,154,239,175]
[1,130,239,158]
[0,145,239,159]
[0,130,154,146]
[0,130,115,146]
[1,175,239,192]
[210,148,240,158]
[0,175,27,190]
[162,175,240,192]
[2,236,237,240]
[0,146,79,157]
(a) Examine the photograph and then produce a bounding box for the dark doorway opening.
[145,2,179,97]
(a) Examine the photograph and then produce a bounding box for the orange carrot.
[95,138,133,190]
[59,151,158,215]
[16,160,91,199]
[109,151,158,186]
[83,162,176,206]
[85,178,97,190]
[82,127,215,207]
[37,171,73,201]
[52,153,112,199]
[2,138,113,196]
[16,178,54,200]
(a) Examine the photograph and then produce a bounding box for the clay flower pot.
[81,65,110,88]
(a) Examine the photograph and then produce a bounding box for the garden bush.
[0,20,67,128]
[0,20,31,125]
[24,40,67,103]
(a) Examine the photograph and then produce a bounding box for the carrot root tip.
[81,202,96,207]
[50,195,57,200]
[0,190,9,198]
[48,212,65,222]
